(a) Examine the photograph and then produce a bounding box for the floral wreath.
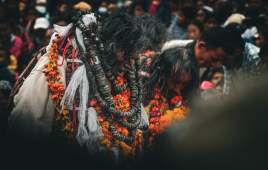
[147,85,190,148]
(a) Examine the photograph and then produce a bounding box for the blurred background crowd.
[0,0,267,100]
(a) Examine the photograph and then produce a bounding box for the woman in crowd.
[203,12,220,30]
[129,2,146,18]
[196,6,212,23]
[187,20,204,40]
[143,47,199,109]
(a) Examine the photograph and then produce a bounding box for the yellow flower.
[118,141,132,156]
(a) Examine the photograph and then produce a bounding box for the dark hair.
[180,7,194,20]
[100,10,145,66]
[199,26,236,55]
[204,12,220,25]
[53,17,70,25]
[207,66,224,81]
[225,27,245,51]
[197,0,208,4]
[188,20,204,33]
[0,19,10,27]
[143,47,199,104]
[0,46,11,64]
[244,6,260,18]
[136,14,167,51]
[218,4,235,24]
[17,53,31,73]
[28,18,36,36]
[57,1,69,7]
[4,0,20,21]
[129,2,146,16]
[198,7,211,17]
[215,78,224,88]
[260,29,268,42]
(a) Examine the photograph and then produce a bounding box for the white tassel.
[139,104,149,128]
[76,65,90,145]
[60,65,85,110]
[85,107,104,156]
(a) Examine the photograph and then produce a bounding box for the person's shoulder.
[245,43,260,59]
[161,40,193,52]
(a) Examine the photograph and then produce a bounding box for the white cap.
[34,17,49,30]
[36,0,47,4]
[124,1,132,7]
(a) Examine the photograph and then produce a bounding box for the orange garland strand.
[90,74,143,157]
[43,34,72,136]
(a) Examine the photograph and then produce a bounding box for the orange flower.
[159,115,171,127]
[149,123,154,131]
[150,117,158,123]
[170,96,183,105]
[122,128,129,136]
[90,100,97,106]
[98,117,103,122]
[116,127,122,132]
[101,121,109,129]
[152,107,159,112]
[61,116,69,120]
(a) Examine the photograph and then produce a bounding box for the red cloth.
[148,0,162,16]
[200,80,214,90]
[9,36,26,58]
[56,28,74,54]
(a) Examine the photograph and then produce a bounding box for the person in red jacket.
[0,19,26,58]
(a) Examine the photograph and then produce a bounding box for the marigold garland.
[147,85,190,148]
[90,74,143,157]
[44,34,73,137]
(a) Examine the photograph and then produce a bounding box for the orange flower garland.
[90,74,143,157]
[44,34,72,137]
[147,85,190,148]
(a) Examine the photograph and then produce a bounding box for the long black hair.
[100,10,145,66]
[136,14,167,52]
[66,9,145,66]
[143,47,199,104]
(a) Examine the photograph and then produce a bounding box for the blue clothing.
[223,43,261,97]
[168,15,188,40]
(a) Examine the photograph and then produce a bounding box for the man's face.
[196,1,206,10]
[196,9,206,23]
[195,42,228,68]
[166,69,192,99]
[111,49,137,77]
[59,4,69,14]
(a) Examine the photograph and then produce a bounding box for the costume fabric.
[7,53,66,143]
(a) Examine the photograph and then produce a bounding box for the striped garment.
[223,43,261,97]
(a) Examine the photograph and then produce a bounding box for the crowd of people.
[0,0,268,169]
